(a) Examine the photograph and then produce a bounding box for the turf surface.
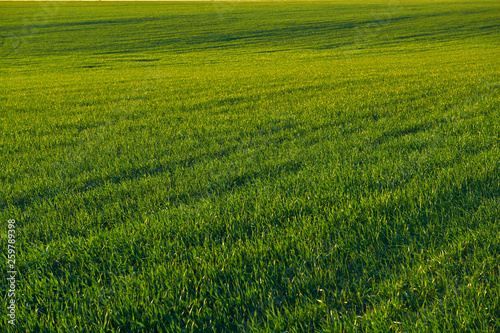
[1,0,500,331]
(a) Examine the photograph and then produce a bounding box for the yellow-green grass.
[1,0,499,331]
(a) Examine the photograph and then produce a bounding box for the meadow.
[1,0,499,331]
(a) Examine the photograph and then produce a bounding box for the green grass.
[1,0,500,331]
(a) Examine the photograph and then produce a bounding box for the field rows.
[1,1,500,331]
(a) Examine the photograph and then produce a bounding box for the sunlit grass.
[1,0,499,331]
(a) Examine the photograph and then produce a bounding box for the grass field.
[1,0,500,331]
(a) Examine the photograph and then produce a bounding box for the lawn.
[1,0,500,331]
